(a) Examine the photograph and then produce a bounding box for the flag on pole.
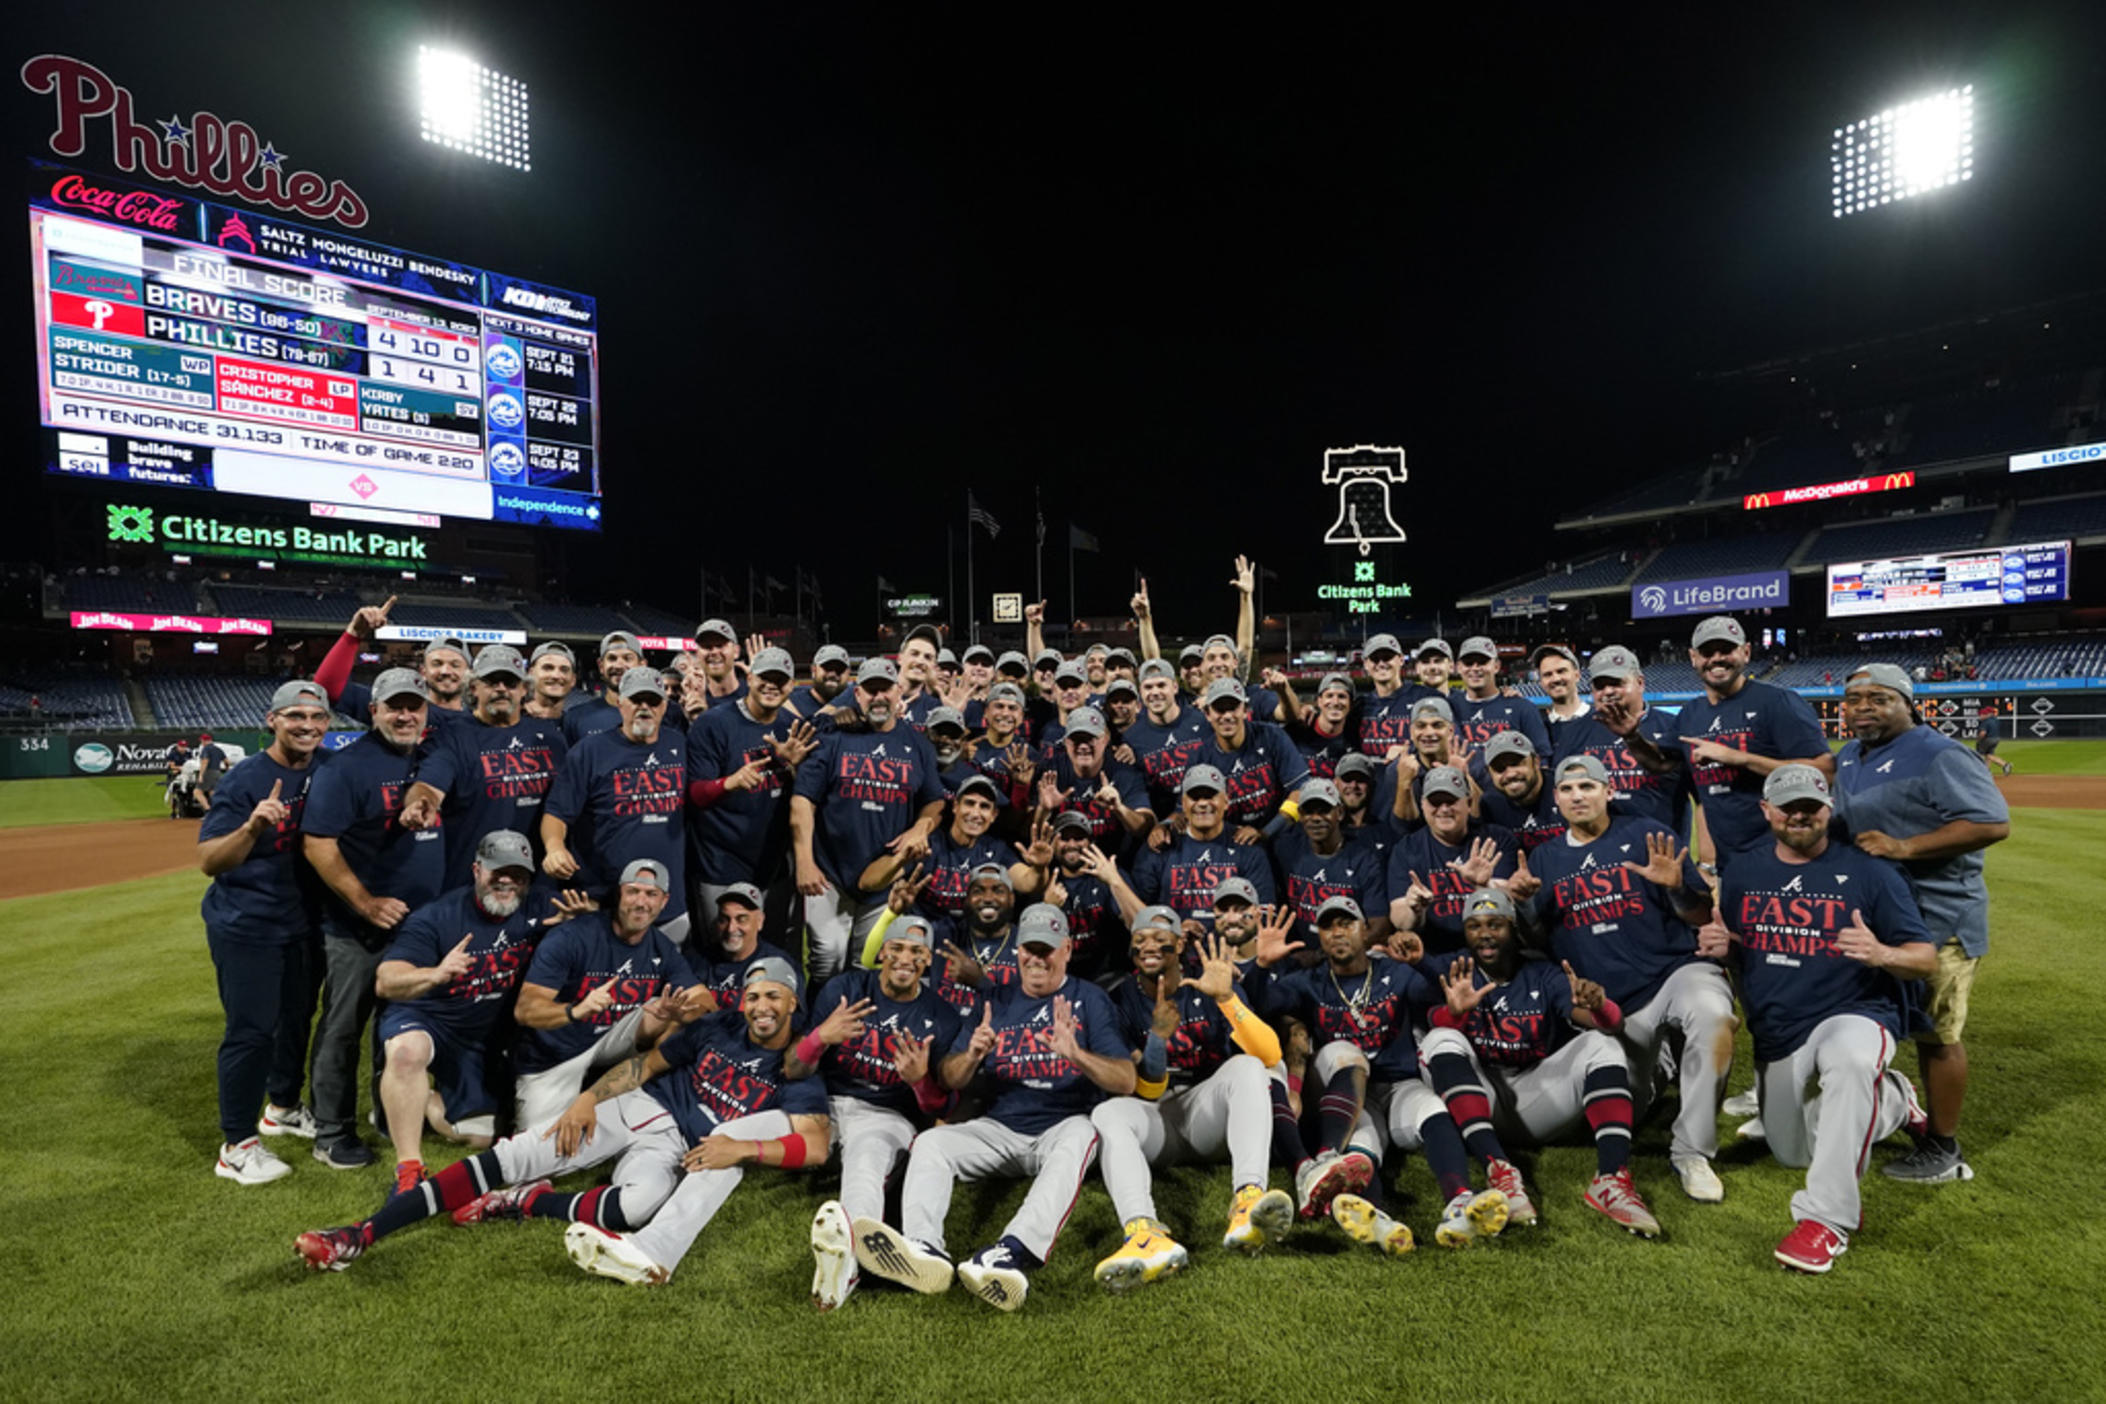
[968,493,1002,539]
[764,574,788,593]
[877,574,899,594]
[1070,523,1100,553]
[1036,504,1046,545]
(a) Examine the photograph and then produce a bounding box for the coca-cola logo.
[47,172,184,231]
[22,54,369,229]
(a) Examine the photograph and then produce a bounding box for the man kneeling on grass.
[296,958,828,1285]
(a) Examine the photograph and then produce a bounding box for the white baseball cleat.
[810,1200,859,1311]
[1671,1154,1725,1203]
[215,1137,291,1185]
[564,1222,670,1285]
[851,1217,954,1295]
[1720,1089,1761,1119]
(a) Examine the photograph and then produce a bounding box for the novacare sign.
[1632,570,1789,619]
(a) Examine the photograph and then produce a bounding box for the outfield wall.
[2,730,269,780]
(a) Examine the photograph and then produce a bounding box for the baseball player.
[854,905,1134,1312]
[785,643,854,723]
[1375,695,1470,829]
[296,958,829,1286]
[1331,752,1403,861]
[1386,765,1520,953]
[683,646,819,933]
[1037,706,1156,848]
[543,666,692,943]
[197,678,333,1184]
[310,596,471,731]
[1044,813,1130,972]
[692,882,806,1010]
[1189,679,1309,839]
[863,775,1044,920]
[1274,777,1392,944]
[894,624,946,731]
[524,641,577,723]
[1697,765,1936,1273]
[1245,896,1508,1253]
[1353,633,1425,759]
[1418,888,1661,1238]
[911,861,1029,1010]
[1130,765,1277,930]
[562,630,687,745]
[1511,755,1729,1204]
[1475,731,1567,852]
[1832,664,2009,1184]
[791,657,947,982]
[1452,637,1553,756]
[1532,644,1590,729]
[1270,670,1359,779]
[1548,645,1690,832]
[1119,657,1213,815]
[790,912,964,1311]
[686,618,751,714]
[1675,615,1832,870]
[1090,908,1294,1290]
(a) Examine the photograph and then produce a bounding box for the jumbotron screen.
[1826,540,2072,618]
[28,162,602,531]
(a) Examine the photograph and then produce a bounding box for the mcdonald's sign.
[1743,471,1915,511]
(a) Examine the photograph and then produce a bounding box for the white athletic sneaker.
[257,1104,319,1139]
[1671,1154,1725,1203]
[958,1242,1030,1312]
[564,1222,670,1285]
[810,1200,859,1311]
[1720,1089,1760,1119]
[215,1137,291,1185]
[1735,1117,1767,1143]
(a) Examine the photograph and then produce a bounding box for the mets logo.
[488,441,525,477]
[1638,585,1667,615]
[485,343,523,380]
[487,392,524,430]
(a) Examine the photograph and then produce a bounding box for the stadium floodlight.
[417,46,531,172]
[1830,86,1972,217]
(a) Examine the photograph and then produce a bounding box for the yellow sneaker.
[1330,1194,1414,1256]
[1224,1184,1295,1255]
[1093,1218,1189,1293]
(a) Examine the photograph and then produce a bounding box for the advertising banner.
[1632,570,1788,619]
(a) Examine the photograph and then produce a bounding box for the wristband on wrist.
[794,1030,827,1066]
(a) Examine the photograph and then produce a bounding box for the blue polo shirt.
[301,730,445,936]
[198,750,328,943]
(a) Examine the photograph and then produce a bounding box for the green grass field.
[0,773,173,827]
[3,750,2103,1401]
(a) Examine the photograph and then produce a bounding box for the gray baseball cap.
[1202,677,1248,708]
[995,651,1030,676]
[986,682,1027,707]
[1318,672,1355,697]
[473,644,527,679]
[813,644,852,668]
[530,640,576,665]
[936,648,959,667]
[1054,658,1089,685]
[1051,809,1095,834]
[1085,644,1110,659]
[856,656,899,687]
[1483,730,1538,765]
[1138,657,1176,684]
[1531,643,1578,669]
[1417,638,1454,659]
[1691,615,1747,649]
[694,618,736,643]
[716,881,765,911]
[1314,894,1364,924]
[902,624,943,651]
[1363,633,1403,659]
[1555,754,1610,786]
[1458,636,1498,661]
[955,774,1003,805]
[618,667,668,701]
[1411,696,1454,725]
[1464,888,1516,925]
[1587,645,1642,683]
[742,956,801,996]
[1181,763,1227,795]
[1063,706,1108,739]
[474,829,534,872]
[1763,763,1832,808]
[424,635,470,663]
[1105,677,1138,700]
[1421,765,1471,802]
[1033,649,1062,670]
[599,630,643,657]
[1178,644,1205,664]
[926,706,968,734]
[1334,753,1378,781]
[1213,876,1260,908]
[1297,777,1343,809]
[269,679,329,712]
[1846,662,1915,701]
[1106,647,1136,668]
[372,667,428,703]
[963,644,996,665]
[967,861,1014,891]
[748,647,795,679]
[619,858,671,891]
[1202,633,1238,655]
[1017,903,1071,951]
[885,914,935,950]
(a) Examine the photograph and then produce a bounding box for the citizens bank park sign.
[20,54,370,228]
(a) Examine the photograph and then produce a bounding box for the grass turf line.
[1,815,2102,1401]
[0,774,176,827]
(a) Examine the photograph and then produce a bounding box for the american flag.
[968,493,1001,539]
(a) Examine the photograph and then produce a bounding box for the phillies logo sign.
[22,54,370,228]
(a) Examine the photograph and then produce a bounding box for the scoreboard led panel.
[28,161,602,530]
[1826,541,2072,618]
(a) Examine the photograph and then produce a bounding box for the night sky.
[12,3,2106,633]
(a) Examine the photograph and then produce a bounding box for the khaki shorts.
[1921,939,1979,1045]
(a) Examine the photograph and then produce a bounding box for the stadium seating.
[1761,651,1937,688]
[2006,494,2106,545]
[621,603,697,636]
[145,676,284,730]
[1475,555,1636,602]
[0,670,134,728]
[1631,533,1799,584]
[516,602,623,633]
[1807,508,1996,564]
[388,600,526,630]
[205,586,364,627]
[1970,638,2106,681]
[64,573,201,614]
[1891,376,2075,467]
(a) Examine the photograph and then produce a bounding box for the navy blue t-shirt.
[1195,721,1311,830]
[301,731,446,935]
[794,724,946,897]
[1477,777,1567,853]
[562,693,689,747]
[1051,870,1124,973]
[379,884,558,1042]
[199,750,328,943]
[685,700,800,886]
[1353,683,1442,758]
[1108,975,1258,1086]
[1046,752,1154,847]
[1719,841,1933,1062]
[1451,692,1554,758]
[418,716,568,889]
[1273,828,1389,939]
[918,827,1022,921]
[812,968,964,1114]
[647,1010,828,1144]
[1283,718,1357,780]
[695,938,808,1012]
[1675,680,1829,861]
[1121,707,1214,814]
[1249,958,1433,1082]
[1386,822,1521,953]
[1130,831,1277,927]
[1550,707,1691,834]
[934,918,1020,1011]
[1422,952,1577,1069]
[1524,815,1711,1009]
[952,975,1131,1135]
[545,728,688,922]
[515,912,697,1074]
[333,683,472,734]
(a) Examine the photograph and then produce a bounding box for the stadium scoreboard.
[28,161,603,531]
[1826,540,2072,618]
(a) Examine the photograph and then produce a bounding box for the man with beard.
[398,645,569,889]
[1510,756,1729,1205]
[1377,696,1473,829]
[1122,658,1214,814]
[684,647,819,934]
[310,596,471,732]
[1178,645,1207,700]
[1186,679,1308,842]
[1533,645,1590,731]
[911,861,1029,1010]
[1675,616,1832,870]
[787,644,854,723]
[855,905,1134,1312]
[1333,753,1402,862]
[1131,766,1276,930]
[1697,765,1937,1274]
[1550,645,1689,833]
[1831,664,2007,1186]
[1452,637,1552,757]
[923,707,981,794]
[1476,731,1567,853]
[525,641,578,723]
[1353,634,1419,760]
[302,668,447,1170]
[544,667,692,943]
[510,859,702,1127]
[1272,671,1358,779]
[1387,766,1521,955]
[198,679,332,1184]
[1274,778,1391,945]
[1038,706,1155,848]
[1246,897,1506,1253]
[1417,888,1660,1238]
[793,658,948,981]
[793,912,965,1311]
[1046,814,1128,973]
[564,631,688,745]
[297,958,829,1287]
[1083,644,1112,693]
[687,618,750,715]
[1102,677,1143,749]
[693,881,807,1010]
[859,775,1047,921]
[1039,657,1095,747]
[1090,912,1293,1289]
[374,831,584,1191]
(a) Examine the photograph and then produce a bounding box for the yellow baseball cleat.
[1224,1184,1295,1254]
[1330,1194,1414,1256]
[1094,1218,1190,1293]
